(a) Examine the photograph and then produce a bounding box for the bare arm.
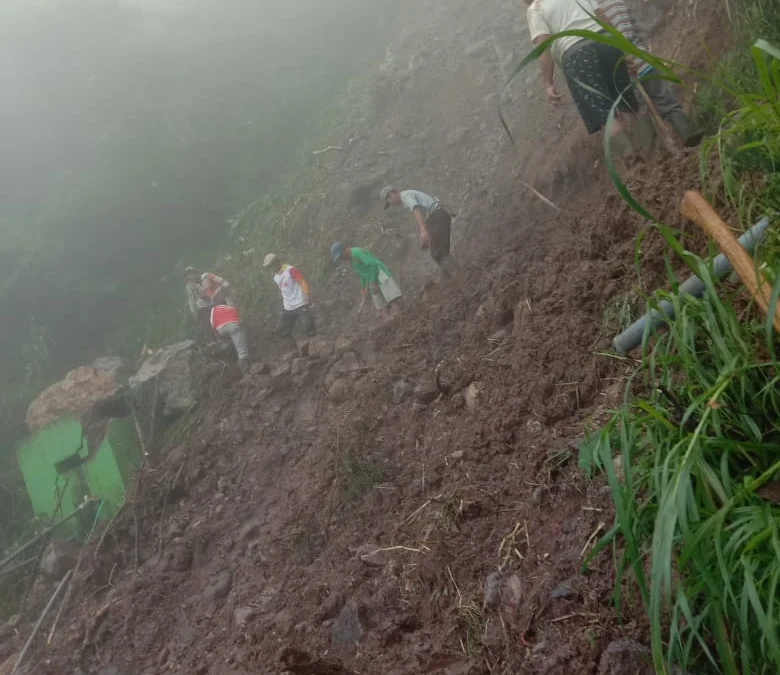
[413,208,432,249]
[534,35,563,105]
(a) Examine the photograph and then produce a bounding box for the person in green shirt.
[330,242,402,316]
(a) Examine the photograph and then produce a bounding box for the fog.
[0,0,399,445]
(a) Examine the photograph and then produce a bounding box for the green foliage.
[587,266,780,675]
[571,13,780,674]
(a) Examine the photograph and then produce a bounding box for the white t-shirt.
[526,0,600,64]
[400,190,440,219]
[273,265,309,311]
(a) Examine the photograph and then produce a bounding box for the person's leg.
[299,306,316,337]
[427,210,453,276]
[562,40,635,137]
[226,322,250,372]
[278,310,296,337]
[641,77,702,147]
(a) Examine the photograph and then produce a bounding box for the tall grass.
[500,3,780,673]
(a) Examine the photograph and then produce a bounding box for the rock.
[307,338,335,359]
[391,379,413,404]
[164,539,193,572]
[332,352,362,376]
[488,329,508,343]
[450,450,465,461]
[250,362,270,376]
[40,540,78,579]
[327,378,352,403]
[203,569,233,602]
[464,382,482,412]
[239,519,262,542]
[128,340,198,417]
[331,600,363,647]
[233,606,256,627]
[355,544,388,568]
[502,574,523,611]
[550,580,573,600]
[91,356,131,379]
[269,360,292,380]
[290,358,310,376]
[598,639,654,675]
[334,335,352,352]
[483,571,502,609]
[414,376,439,404]
[26,366,123,433]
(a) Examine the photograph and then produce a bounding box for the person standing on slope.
[262,253,316,338]
[381,186,455,278]
[184,266,213,341]
[330,242,402,317]
[523,0,636,139]
[199,270,234,307]
[595,0,702,147]
[210,302,250,374]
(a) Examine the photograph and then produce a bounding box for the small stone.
[598,639,654,675]
[327,378,352,403]
[355,544,387,568]
[334,335,352,352]
[488,328,508,343]
[331,600,363,647]
[269,361,291,380]
[308,338,335,359]
[250,362,270,376]
[238,519,261,542]
[233,606,256,627]
[414,377,439,404]
[483,571,502,609]
[40,541,78,579]
[203,569,233,602]
[502,574,522,610]
[290,358,310,376]
[550,580,573,600]
[392,379,413,404]
[464,382,482,412]
[333,352,361,375]
[450,450,465,461]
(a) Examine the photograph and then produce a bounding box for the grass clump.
[584,265,780,674]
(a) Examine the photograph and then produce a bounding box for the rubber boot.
[668,110,704,148]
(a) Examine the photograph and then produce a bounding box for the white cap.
[262,253,279,268]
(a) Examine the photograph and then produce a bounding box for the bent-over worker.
[210,303,249,374]
[381,186,455,277]
[262,253,316,338]
[330,242,402,316]
[185,267,213,341]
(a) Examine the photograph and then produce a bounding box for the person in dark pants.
[524,0,637,139]
[381,186,455,278]
[263,253,316,338]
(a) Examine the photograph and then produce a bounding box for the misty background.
[0,0,402,447]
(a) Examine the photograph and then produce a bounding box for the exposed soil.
[7,1,735,674]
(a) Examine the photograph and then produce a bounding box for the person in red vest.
[210,303,249,374]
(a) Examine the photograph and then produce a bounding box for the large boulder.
[128,341,198,416]
[26,366,123,433]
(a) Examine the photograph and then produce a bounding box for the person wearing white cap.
[381,186,455,278]
[184,266,213,342]
[262,253,316,338]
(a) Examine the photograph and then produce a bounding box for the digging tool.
[634,80,677,152]
[681,190,780,333]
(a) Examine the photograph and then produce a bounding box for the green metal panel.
[16,416,141,534]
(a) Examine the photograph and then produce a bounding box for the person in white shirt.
[524,0,636,138]
[380,186,455,278]
[262,253,316,338]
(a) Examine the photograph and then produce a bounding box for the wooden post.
[681,190,780,332]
